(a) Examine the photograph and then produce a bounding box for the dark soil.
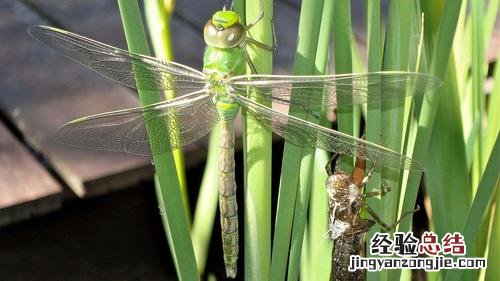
[0,182,177,281]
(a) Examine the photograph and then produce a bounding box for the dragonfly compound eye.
[204,11,246,49]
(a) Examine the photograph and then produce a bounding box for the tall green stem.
[117,2,198,280]
[240,1,273,280]
[297,1,334,280]
[365,2,383,280]
[144,0,191,224]
[269,0,324,280]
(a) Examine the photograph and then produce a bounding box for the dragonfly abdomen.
[332,234,366,281]
[326,165,367,281]
[219,120,238,278]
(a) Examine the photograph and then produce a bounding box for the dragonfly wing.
[28,25,206,91]
[234,95,423,171]
[230,72,442,112]
[56,91,217,156]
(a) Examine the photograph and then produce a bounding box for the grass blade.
[485,48,500,167]
[333,0,356,171]
[297,1,335,280]
[143,0,191,223]
[269,0,324,280]
[237,1,274,280]
[483,47,500,281]
[365,2,383,280]
[444,134,500,281]
[379,2,416,280]
[426,59,470,237]
[485,186,499,281]
[117,2,198,280]
[399,0,462,234]
[470,0,485,189]
[191,125,221,275]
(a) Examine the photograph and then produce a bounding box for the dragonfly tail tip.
[226,267,237,278]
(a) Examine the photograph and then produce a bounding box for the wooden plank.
[0,0,206,197]
[0,121,62,227]
[31,0,206,73]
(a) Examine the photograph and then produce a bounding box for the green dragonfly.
[28,9,441,279]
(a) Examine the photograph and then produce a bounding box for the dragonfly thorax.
[206,72,232,93]
[326,172,359,210]
[203,45,246,78]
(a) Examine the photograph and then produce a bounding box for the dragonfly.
[28,7,441,279]
[325,153,419,281]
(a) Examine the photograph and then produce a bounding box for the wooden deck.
[0,121,61,226]
[0,0,498,227]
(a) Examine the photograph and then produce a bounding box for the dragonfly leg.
[244,37,276,74]
[246,37,276,52]
[362,182,391,198]
[270,18,278,49]
[364,204,420,231]
[352,218,376,236]
[244,0,277,52]
[360,163,391,198]
[223,0,233,11]
[245,52,259,74]
[245,0,265,29]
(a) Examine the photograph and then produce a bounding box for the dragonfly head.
[204,11,246,49]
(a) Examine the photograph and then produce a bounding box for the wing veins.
[234,95,422,171]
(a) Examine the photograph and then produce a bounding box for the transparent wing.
[56,91,218,156]
[28,25,206,91]
[234,95,423,171]
[230,72,442,111]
